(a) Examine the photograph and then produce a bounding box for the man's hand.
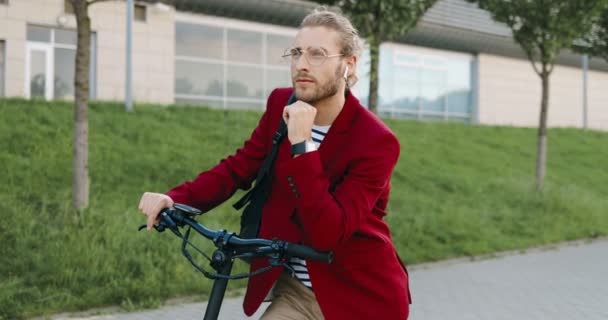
[283,100,317,144]
[138,192,174,231]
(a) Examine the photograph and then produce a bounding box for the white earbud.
[343,66,349,81]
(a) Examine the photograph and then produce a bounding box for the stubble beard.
[293,64,343,106]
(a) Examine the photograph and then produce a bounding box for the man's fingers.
[138,193,146,211]
[138,192,172,231]
[146,212,156,231]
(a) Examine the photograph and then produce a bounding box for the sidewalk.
[42,238,608,320]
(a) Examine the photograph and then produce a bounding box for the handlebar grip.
[285,243,333,263]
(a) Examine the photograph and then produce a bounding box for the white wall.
[478,53,608,131]
[0,0,175,103]
[587,68,608,130]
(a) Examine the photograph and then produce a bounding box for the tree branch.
[524,48,543,76]
[547,62,555,74]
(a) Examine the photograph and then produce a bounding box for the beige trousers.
[260,273,325,320]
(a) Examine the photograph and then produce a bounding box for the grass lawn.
[1,98,606,319]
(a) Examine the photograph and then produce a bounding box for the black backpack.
[232,93,296,239]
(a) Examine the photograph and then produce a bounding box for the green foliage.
[579,6,608,61]
[465,0,608,191]
[467,0,607,74]
[316,0,437,43]
[1,99,607,318]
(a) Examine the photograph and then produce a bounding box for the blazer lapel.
[318,91,361,170]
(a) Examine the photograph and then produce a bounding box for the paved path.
[43,239,608,320]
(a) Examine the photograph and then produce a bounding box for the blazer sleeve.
[274,132,400,251]
[165,89,282,212]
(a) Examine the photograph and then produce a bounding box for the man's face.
[290,26,345,105]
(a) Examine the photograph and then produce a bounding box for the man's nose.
[294,53,310,72]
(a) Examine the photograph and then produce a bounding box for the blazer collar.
[316,90,361,170]
[326,90,361,134]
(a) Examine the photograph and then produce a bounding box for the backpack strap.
[232,117,287,210]
[232,93,295,239]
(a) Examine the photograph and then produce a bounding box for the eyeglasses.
[282,47,343,66]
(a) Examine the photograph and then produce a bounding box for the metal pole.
[125,0,133,112]
[471,54,480,124]
[582,54,588,130]
[203,259,233,320]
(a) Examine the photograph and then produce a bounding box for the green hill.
[1,98,606,318]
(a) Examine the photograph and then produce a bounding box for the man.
[138,8,410,319]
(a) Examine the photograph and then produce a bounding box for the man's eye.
[309,50,325,58]
[291,49,302,57]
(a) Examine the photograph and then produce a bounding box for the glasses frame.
[282,46,343,66]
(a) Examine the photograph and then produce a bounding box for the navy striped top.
[286,124,330,289]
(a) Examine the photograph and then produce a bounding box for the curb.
[408,236,608,271]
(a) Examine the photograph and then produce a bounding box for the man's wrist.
[291,140,316,156]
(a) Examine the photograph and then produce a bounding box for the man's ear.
[346,55,357,74]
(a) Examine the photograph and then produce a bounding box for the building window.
[0,40,5,97]
[370,43,474,123]
[175,20,293,110]
[134,4,146,22]
[25,25,97,100]
[27,25,52,42]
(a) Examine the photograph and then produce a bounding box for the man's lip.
[296,78,314,82]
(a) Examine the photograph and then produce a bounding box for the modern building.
[0,0,606,130]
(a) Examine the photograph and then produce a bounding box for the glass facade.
[53,47,76,99]
[175,21,293,109]
[375,43,474,122]
[26,25,96,100]
[330,42,474,123]
[29,49,46,98]
[173,20,473,122]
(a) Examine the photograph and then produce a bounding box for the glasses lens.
[307,47,327,66]
[282,47,332,66]
[283,48,300,63]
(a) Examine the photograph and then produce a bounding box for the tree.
[466,0,607,190]
[70,0,109,211]
[578,6,608,61]
[315,0,438,113]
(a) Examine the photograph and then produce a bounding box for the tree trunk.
[72,0,91,211]
[368,37,380,114]
[535,66,550,191]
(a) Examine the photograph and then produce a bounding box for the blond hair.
[300,7,363,88]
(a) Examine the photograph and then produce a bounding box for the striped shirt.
[286,124,330,289]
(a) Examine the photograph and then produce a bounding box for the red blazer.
[167,88,410,319]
